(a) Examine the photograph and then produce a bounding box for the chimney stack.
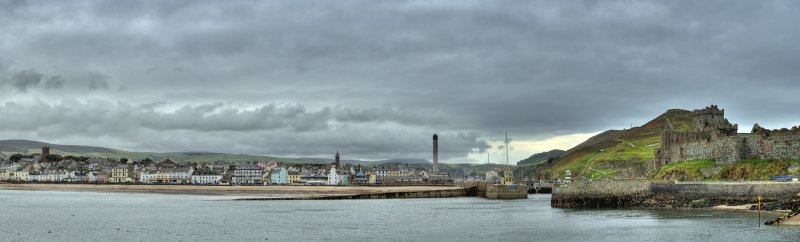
[433,133,439,172]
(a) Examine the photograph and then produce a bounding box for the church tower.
[41,146,50,163]
[335,151,341,168]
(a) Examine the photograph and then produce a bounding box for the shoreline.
[0,183,465,199]
[551,181,800,226]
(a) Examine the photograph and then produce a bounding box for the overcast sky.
[1,0,799,163]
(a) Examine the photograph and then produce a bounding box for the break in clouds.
[1,0,800,162]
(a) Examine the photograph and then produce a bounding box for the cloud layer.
[1,0,799,162]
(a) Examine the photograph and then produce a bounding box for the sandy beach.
[779,214,800,225]
[711,204,756,211]
[0,183,462,199]
[711,203,800,226]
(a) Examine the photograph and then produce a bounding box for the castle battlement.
[692,105,724,116]
[690,104,737,134]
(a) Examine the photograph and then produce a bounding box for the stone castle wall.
[742,133,800,161]
[656,105,800,166]
[552,181,800,208]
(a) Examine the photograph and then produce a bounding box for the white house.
[376,166,389,177]
[156,167,194,184]
[65,171,88,182]
[191,170,222,185]
[29,172,47,182]
[140,171,158,184]
[86,172,98,182]
[0,161,18,171]
[47,172,67,182]
[327,166,340,185]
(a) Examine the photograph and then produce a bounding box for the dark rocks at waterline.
[551,195,648,208]
[753,197,800,212]
[552,181,800,209]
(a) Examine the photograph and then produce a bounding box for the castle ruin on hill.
[655,105,800,166]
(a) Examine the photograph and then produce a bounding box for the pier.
[236,187,470,200]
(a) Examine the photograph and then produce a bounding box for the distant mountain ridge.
[517,149,566,166]
[0,139,433,166]
[0,139,118,153]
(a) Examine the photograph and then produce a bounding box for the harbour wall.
[551,181,800,208]
[238,187,471,200]
[485,184,529,199]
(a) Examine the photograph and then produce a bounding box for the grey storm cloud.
[7,69,43,91]
[86,71,111,90]
[0,0,799,161]
[2,68,69,91]
[44,76,65,89]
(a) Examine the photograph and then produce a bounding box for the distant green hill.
[0,140,316,163]
[0,140,117,153]
[514,149,567,178]
[517,149,566,166]
[0,140,441,166]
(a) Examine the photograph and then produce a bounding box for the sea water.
[0,190,798,241]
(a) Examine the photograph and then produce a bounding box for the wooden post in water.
[758,194,762,228]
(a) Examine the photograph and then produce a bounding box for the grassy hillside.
[518,109,693,180]
[654,159,800,181]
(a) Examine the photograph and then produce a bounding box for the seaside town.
[0,148,455,186]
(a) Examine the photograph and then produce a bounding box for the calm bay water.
[0,190,798,241]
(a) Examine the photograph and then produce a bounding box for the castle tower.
[691,105,738,135]
[335,151,340,168]
[41,146,50,163]
[432,133,439,172]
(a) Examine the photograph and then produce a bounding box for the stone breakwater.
[236,187,470,200]
[552,181,800,209]
[551,181,651,208]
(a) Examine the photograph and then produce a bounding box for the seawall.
[237,187,470,200]
[552,181,800,208]
[0,183,466,198]
[551,181,651,208]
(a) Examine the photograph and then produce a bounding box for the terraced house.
[110,165,132,183]
[155,167,194,184]
[191,169,222,185]
[232,165,262,185]
[269,167,288,184]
